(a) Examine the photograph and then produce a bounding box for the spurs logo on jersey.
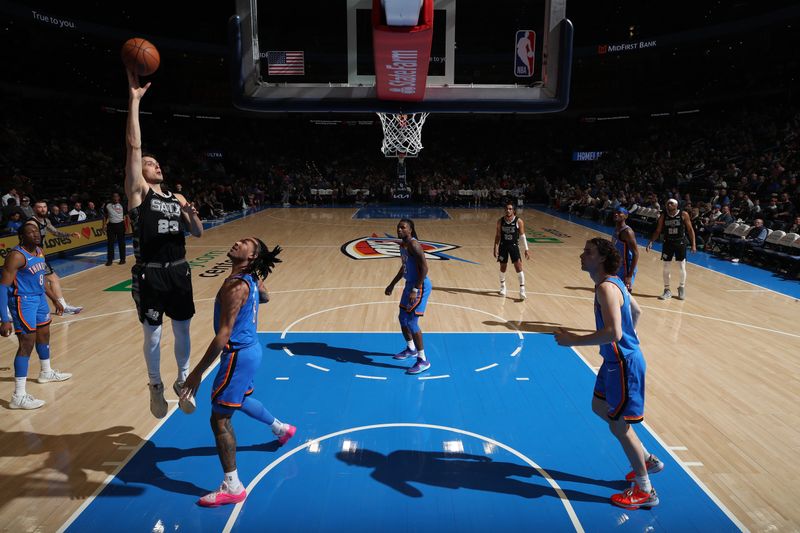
[500,216,520,243]
[150,198,182,218]
[130,189,186,263]
[664,211,685,242]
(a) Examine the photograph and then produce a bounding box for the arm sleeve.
[0,284,11,322]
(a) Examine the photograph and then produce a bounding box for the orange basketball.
[121,38,160,76]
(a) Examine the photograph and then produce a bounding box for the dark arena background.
[1,1,799,531]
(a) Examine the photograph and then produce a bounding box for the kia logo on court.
[341,234,476,263]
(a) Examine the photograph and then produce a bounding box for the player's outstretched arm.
[181,280,248,399]
[124,68,151,210]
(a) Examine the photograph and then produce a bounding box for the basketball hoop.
[377,112,429,158]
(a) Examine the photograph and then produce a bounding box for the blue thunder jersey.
[613,225,635,276]
[12,245,46,296]
[214,273,259,350]
[400,239,426,285]
[594,276,641,362]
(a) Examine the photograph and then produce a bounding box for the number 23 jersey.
[130,188,186,263]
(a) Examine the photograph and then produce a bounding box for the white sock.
[142,322,163,385]
[14,377,26,396]
[40,359,51,373]
[635,474,652,493]
[224,470,243,492]
[57,297,68,308]
[662,263,671,288]
[417,349,427,362]
[679,260,687,287]
[406,339,416,351]
[641,445,650,460]
[499,272,506,284]
[172,319,191,382]
[270,418,285,435]
[518,271,525,288]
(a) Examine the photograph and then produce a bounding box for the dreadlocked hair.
[246,238,283,281]
[399,218,418,239]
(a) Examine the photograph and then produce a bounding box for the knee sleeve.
[142,322,163,385]
[171,319,191,382]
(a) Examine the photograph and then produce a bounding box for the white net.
[377,112,430,158]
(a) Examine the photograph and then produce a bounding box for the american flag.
[266,51,305,75]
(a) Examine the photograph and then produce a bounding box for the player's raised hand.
[126,68,151,100]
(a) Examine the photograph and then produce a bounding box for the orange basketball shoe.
[625,454,664,482]
[610,485,659,509]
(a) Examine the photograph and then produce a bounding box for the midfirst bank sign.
[597,40,657,55]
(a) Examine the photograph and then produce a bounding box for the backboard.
[230,0,572,114]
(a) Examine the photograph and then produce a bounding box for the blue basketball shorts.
[10,294,51,335]
[211,343,262,409]
[593,351,646,423]
[399,277,432,315]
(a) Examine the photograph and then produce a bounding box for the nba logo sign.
[514,30,536,78]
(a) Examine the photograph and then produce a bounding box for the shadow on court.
[0,425,144,504]
[433,286,501,298]
[268,342,407,370]
[336,449,620,502]
[482,320,594,335]
[111,440,283,497]
[562,286,594,293]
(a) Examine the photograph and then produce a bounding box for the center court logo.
[341,234,476,263]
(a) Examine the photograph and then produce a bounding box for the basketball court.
[0,206,797,531]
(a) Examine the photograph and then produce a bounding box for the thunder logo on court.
[341,234,476,263]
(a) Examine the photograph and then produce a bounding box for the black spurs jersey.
[663,210,686,243]
[130,189,186,263]
[500,216,521,246]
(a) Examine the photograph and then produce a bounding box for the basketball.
[121,38,160,76]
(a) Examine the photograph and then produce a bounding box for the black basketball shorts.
[661,241,687,262]
[131,260,195,326]
[498,243,521,264]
